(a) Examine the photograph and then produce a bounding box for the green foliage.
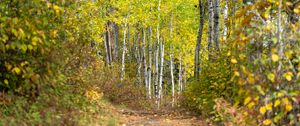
[183,51,237,116]
[0,0,65,94]
[0,84,115,126]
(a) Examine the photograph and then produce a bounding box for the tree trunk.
[170,47,175,107]
[208,0,213,59]
[178,56,182,94]
[148,27,153,99]
[157,0,161,109]
[121,24,127,81]
[142,28,148,88]
[213,0,220,51]
[105,25,111,66]
[113,23,119,61]
[137,32,142,85]
[223,0,228,43]
[194,0,205,80]
[158,39,164,102]
[155,42,159,99]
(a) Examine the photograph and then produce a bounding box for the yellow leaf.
[294,8,300,14]
[260,106,266,115]
[13,67,21,75]
[247,102,255,109]
[5,64,12,71]
[285,104,293,112]
[284,72,293,81]
[263,119,271,125]
[28,45,33,51]
[4,79,8,85]
[274,100,280,107]
[272,54,279,62]
[277,92,284,97]
[248,74,255,84]
[234,71,240,77]
[266,103,273,110]
[282,98,289,104]
[244,96,252,105]
[267,73,275,83]
[231,58,238,64]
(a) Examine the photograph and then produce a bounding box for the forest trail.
[115,108,210,126]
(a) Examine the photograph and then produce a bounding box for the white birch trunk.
[158,40,164,100]
[155,43,159,99]
[178,57,182,94]
[170,49,175,107]
[121,24,128,81]
[142,28,148,89]
[223,0,228,42]
[157,0,161,109]
[137,33,142,85]
[148,27,153,99]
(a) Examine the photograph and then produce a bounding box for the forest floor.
[111,106,210,126]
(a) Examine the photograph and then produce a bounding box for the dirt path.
[117,109,210,126]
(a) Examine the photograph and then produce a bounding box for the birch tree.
[142,28,148,88]
[194,0,205,80]
[121,24,128,81]
[170,47,175,106]
[148,27,153,99]
[223,0,228,42]
[208,0,214,58]
[213,0,220,51]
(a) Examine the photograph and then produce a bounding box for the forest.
[1,0,300,125]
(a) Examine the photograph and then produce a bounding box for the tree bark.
[208,0,213,59]
[113,22,119,61]
[223,0,228,43]
[155,42,159,99]
[158,39,164,101]
[170,47,175,107]
[142,28,148,88]
[178,56,182,94]
[105,25,111,66]
[148,27,153,99]
[121,24,128,81]
[194,0,205,80]
[213,0,220,51]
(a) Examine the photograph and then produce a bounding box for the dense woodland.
[1,0,300,125]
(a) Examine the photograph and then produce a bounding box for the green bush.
[183,51,237,116]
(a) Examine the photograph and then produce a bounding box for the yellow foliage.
[263,119,271,125]
[247,101,255,109]
[13,67,21,75]
[247,74,255,84]
[231,58,238,64]
[274,100,280,107]
[85,89,103,101]
[267,73,275,83]
[283,72,293,81]
[271,54,279,62]
[285,104,293,112]
[4,79,9,85]
[244,96,252,105]
[266,103,273,111]
[259,106,266,115]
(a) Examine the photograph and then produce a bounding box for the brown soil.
[116,109,211,126]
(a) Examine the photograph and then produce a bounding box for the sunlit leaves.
[267,73,275,83]
[231,58,238,64]
[283,72,293,81]
[271,54,279,62]
[263,119,271,125]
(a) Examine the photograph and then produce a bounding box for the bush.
[183,51,237,116]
